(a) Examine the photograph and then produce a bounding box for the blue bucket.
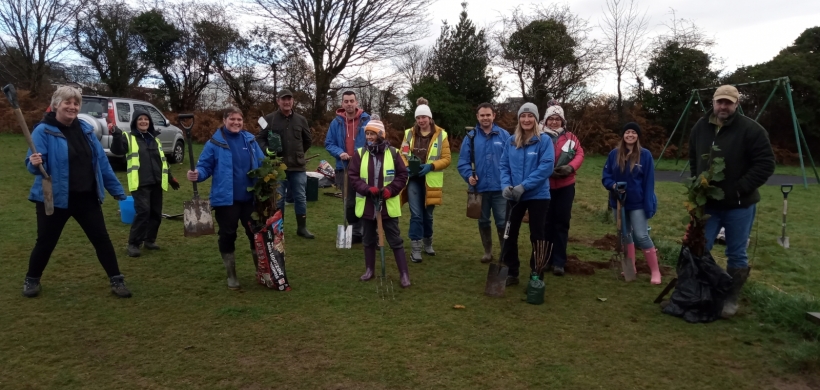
[119,196,135,224]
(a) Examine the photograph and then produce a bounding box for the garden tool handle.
[342,166,349,227]
[178,114,199,197]
[781,184,793,199]
[3,84,50,179]
[375,196,384,248]
[616,181,627,202]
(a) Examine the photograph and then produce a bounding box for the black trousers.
[362,217,404,250]
[503,199,550,277]
[544,184,575,268]
[214,200,255,254]
[129,184,163,245]
[27,193,121,279]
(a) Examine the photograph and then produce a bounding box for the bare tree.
[495,4,605,107]
[0,0,83,97]
[250,0,431,122]
[391,44,431,89]
[600,0,648,123]
[651,9,715,51]
[72,0,149,96]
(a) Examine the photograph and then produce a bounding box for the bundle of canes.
[532,240,553,276]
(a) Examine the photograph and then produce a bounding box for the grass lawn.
[1,133,818,389]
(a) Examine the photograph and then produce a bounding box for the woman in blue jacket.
[499,103,555,286]
[187,107,266,290]
[23,86,131,298]
[601,122,660,284]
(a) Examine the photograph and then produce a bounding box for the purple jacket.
[348,141,408,220]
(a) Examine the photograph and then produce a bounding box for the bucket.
[119,196,135,224]
[306,176,319,202]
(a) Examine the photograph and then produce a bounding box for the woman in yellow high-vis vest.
[400,97,451,263]
[111,110,180,258]
[348,119,411,287]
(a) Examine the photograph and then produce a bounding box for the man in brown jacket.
[257,89,315,239]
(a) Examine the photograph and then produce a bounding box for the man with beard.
[688,84,775,318]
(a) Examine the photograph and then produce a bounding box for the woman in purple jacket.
[348,120,411,288]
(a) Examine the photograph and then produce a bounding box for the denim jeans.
[277,170,307,215]
[614,208,654,250]
[479,191,507,230]
[407,178,434,240]
[705,205,756,268]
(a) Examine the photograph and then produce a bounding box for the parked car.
[74,96,186,165]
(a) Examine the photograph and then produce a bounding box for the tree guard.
[656,77,819,188]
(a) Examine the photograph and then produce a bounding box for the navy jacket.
[602,147,657,218]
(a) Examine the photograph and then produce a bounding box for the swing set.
[656,76,820,188]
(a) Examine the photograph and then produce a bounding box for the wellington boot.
[422,237,436,256]
[496,227,506,260]
[296,214,315,239]
[410,240,423,263]
[722,267,751,318]
[221,253,240,290]
[394,248,411,288]
[479,227,493,263]
[644,247,662,285]
[361,246,376,281]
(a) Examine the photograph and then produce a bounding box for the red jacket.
[549,131,584,190]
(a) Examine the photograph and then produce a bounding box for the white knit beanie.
[544,105,566,126]
[414,104,432,119]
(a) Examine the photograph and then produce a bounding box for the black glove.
[552,165,574,178]
[112,126,123,136]
[170,177,180,191]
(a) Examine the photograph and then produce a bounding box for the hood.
[130,109,157,135]
[336,107,365,121]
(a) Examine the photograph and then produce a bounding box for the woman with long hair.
[400,97,451,263]
[187,107,267,290]
[499,103,555,286]
[601,122,660,284]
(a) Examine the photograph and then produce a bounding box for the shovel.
[610,182,636,281]
[179,114,215,237]
[371,159,394,300]
[3,84,53,215]
[485,201,514,297]
[778,184,793,248]
[336,165,352,249]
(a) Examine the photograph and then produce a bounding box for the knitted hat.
[365,120,386,138]
[518,102,540,122]
[621,122,641,138]
[544,105,566,125]
[414,96,432,119]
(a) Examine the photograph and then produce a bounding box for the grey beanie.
[518,102,540,122]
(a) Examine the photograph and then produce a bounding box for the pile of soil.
[592,234,618,251]
[564,255,610,275]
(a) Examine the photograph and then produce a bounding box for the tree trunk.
[312,70,331,122]
[616,72,624,125]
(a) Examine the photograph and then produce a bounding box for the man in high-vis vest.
[111,110,180,257]
[348,119,411,288]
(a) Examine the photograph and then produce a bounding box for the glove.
[114,194,127,201]
[512,185,525,201]
[112,126,123,136]
[381,188,392,199]
[418,164,433,176]
[553,165,574,177]
[368,187,379,196]
[170,177,180,190]
[502,186,514,200]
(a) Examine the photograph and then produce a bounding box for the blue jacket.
[324,111,371,170]
[26,120,125,208]
[602,147,657,218]
[500,133,555,201]
[195,128,266,207]
[458,124,510,193]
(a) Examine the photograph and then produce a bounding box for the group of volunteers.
[20,84,775,319]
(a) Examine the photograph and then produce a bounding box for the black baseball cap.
[277,89,293,98]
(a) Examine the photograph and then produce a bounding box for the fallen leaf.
[453,305,465,309]
[597,298,607,302]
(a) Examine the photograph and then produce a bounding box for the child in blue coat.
[499,103,554,286]
[601,122,661,284]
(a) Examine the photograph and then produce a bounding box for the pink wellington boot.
[643,247,662,285]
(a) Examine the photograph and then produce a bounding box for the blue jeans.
[614,208,654,250]
[479,191,507,229]
[407,178,435,240]
[705,205,756,268]
[277,171,307,215]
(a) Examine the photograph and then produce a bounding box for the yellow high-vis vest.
[125,133,169,192]
[402,128,445,188]
[355,147,401,218]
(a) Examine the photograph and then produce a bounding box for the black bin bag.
[662,246,733,323]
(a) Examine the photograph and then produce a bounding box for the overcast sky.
[408,0,820,97]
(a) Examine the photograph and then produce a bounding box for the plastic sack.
[466,190,482,219]
[662,245,732,323]
[253,209,291,291]
[316,160,335,180]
